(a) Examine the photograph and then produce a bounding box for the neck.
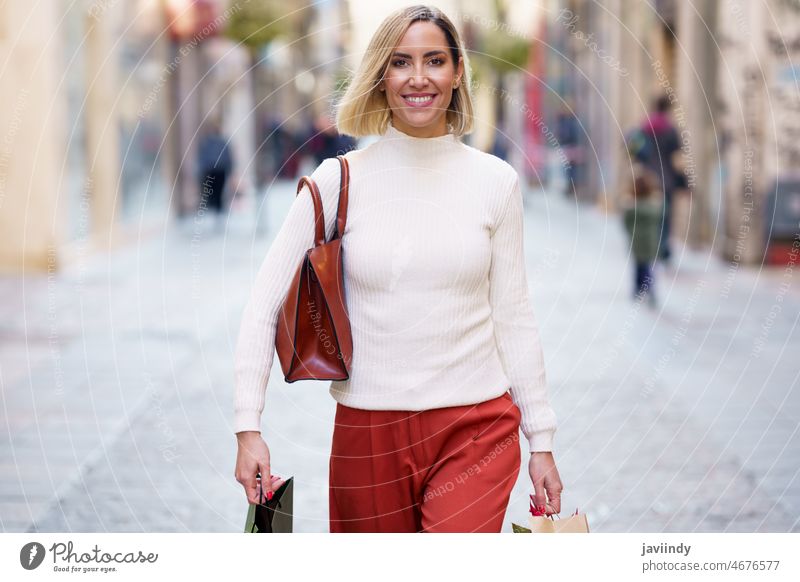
[392,117,448,138]
[378,118,458,151]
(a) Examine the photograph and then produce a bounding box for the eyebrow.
[392,50,447,58]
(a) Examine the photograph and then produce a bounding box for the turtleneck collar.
[379,118,458,146]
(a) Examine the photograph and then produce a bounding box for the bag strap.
[296,175,325,248]
[296,155,350,247]
[332,154,349,242]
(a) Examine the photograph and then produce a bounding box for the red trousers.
[329,390,522,532]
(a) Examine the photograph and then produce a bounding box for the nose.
[408,69,428,88]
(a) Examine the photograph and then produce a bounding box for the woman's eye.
[392,57,444,67]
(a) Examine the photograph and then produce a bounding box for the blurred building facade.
[716,0,800,265]
[551,0,715,240]
[0,0,257,273]
[0,0,175,272]
[0,0,565,272]
[552,0,800,264]
[5,0,796,272]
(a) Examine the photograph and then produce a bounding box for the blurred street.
[2,0,799,536]
[1,177,797,533]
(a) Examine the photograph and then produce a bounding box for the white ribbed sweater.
[233,120,557,452]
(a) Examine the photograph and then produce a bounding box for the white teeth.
[405,95,433,103]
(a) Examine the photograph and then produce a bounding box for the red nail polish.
[267,490,273,501]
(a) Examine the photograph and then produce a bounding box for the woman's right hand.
[235,431,284,504]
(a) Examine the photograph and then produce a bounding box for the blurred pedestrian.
[556,100,583,197]
[636,94,681,263]
[280,125,303,180]
[305,113,357,167]
[258,115,291,187]
[490,130,510,162]
[622,164,662,306]
[197,119,233,220]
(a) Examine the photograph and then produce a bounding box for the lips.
[402,94,437,107]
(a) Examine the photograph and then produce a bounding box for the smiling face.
[378,20,464,138]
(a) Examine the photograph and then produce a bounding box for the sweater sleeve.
[488,169,558,453]
[233,157,342,434]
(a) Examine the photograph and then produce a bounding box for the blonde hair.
[334,4,474,138]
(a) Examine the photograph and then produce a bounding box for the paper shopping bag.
[512,494,590,533]
[528,511,590,533]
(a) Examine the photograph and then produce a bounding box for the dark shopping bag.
[244,475,294,533]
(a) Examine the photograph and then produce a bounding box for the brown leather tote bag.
[275,155,353,382]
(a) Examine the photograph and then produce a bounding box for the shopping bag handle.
[529,494,580,520]
[256,472,270,506]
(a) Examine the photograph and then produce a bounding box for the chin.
[395,111,445,128]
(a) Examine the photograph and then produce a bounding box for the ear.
[455,56,465,85]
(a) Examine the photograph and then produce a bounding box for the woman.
[622,164,662,306]
[234,4,563,533]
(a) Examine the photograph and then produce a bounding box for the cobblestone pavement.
[1,178,798,533]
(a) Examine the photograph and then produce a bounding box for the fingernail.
[267,490,273,501]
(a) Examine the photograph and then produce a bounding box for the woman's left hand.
[529,451,563,516]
